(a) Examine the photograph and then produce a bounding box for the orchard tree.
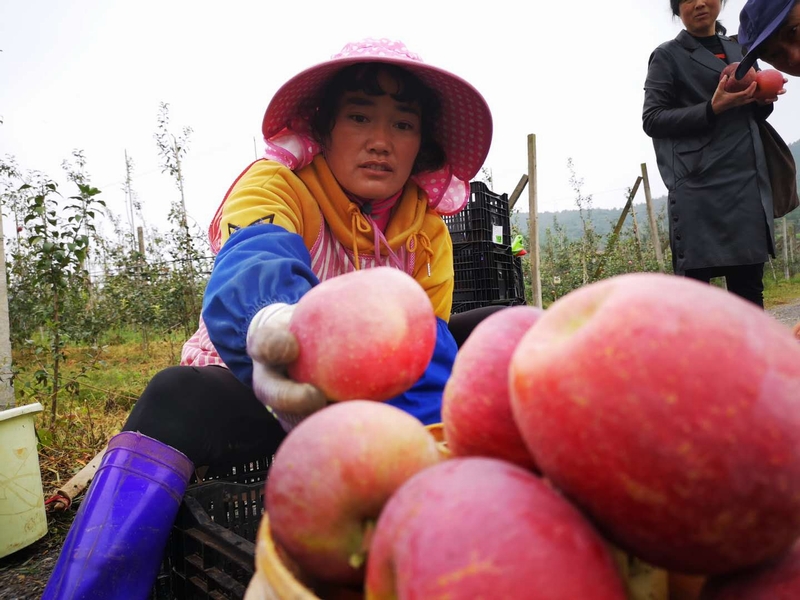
[154,102,204,333]
[17,178,105,424]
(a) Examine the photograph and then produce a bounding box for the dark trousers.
[683,263,765,308]
[123,305,510,468]
[123,365,286,468]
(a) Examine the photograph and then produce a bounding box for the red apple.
[442,305,543,470]
[509,273,800,575]
[701,541,800,599]
[721,62,756,93]
[265,400,441,584]
[365,457,627,599]
[755,69,785,100]
[288,266,436,402]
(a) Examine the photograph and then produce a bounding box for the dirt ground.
[1,302,799,600]
[0,511,73,600]
[765,299,800,328]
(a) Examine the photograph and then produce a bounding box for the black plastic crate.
[170,481,264,599]
[189,456,272,486]
[443,181,511,246]
[451,298,525,314]
[451,241,525,313]
[153,458,273,600]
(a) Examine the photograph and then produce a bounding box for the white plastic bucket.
[0,402,47,558]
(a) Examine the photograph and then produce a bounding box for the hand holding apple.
[721,62,756,93]
[287,267,437,402]
[754,69,787,101]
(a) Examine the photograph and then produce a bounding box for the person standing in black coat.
[643,0,785,307]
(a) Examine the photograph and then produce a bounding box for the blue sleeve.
[202,224,319,386]
[385,318,456,425]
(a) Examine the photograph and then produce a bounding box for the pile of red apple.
[250,268,800,599]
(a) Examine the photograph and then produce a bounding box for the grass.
[763,273,800,308]
[1,333,185,595]
[11,332,185,494]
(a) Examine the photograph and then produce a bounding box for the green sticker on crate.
[493,225,503,244]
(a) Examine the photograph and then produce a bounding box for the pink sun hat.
[261,38,493,183]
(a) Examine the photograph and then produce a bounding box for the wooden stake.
[630,198,644,268]
[508,174,529,211]
[46,446,107,511]
[783,217,790,280]
[0,209,14,410]
[594,177,642,280]
[527,135,542,308]
[641,163,665,272]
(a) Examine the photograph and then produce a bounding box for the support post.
[641,163,665,272]
[527,135,542,308]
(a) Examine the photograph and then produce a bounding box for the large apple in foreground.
[266,401,441,584]
[288,267,436,402]
[442,305,543,469]
[365,457,626,599]
[510,273,800,575]
[701,541,800,599]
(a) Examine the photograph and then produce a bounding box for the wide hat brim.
[261,54,493,182]
[736,0,796,79]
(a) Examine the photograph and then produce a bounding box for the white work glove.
[246,303,327,429]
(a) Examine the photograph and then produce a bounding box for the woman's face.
[325,70,422,200]
[679,0,722,36]
[758,3,800,76]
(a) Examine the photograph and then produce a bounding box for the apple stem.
[348,519,377,570]
[349,552,365,569]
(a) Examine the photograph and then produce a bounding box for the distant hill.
[512,139,800,242]
[512,198,669,242]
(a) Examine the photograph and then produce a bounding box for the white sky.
[1,0,798,240]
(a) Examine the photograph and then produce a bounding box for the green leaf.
[38,429,53,447]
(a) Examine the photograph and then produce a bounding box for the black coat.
[643,30,775,273]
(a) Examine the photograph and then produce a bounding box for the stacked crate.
[443,181,526,314]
